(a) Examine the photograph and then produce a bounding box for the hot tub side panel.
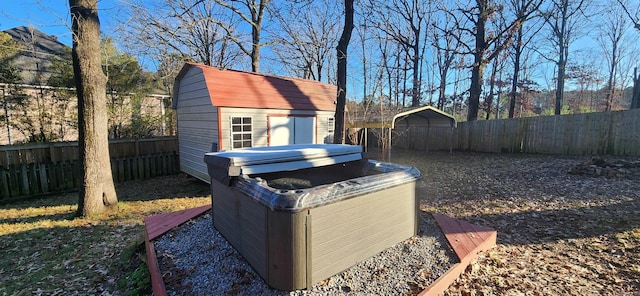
[211,180,309,291]
[266,210,309,290]
[211,180,269,279]
[308,181,417,284]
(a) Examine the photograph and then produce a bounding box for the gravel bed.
[154,210,457,295]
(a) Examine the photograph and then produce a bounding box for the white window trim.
[230,116,253,150]
[327,116,335,133]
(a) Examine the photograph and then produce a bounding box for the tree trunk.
[438,66,447,109]
[70,0,118,217]
[554,1,569,115]
[251,27,261,72]
[467,0,488,121]
[468,59,483,121]
[411,42,420,107]
[485,60,498,120]
[333,0,354,144]
[250,0,268,72]
[632,67,640,109]
[555,53,566,115]
[604,35,619,112]
[509,26,523,119]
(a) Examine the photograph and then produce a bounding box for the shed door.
[269,116,315,146]
[270,117,294,146]
[294,117,315,144]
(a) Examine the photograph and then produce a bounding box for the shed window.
[327,117,335,133]
[231,117,253,149]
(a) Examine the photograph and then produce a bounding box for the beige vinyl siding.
[316,111,335,143]
[219,107,268,149]
[176,67,218,182]
[219,108,335,150]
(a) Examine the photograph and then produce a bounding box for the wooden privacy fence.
[454,109,640,155]
[0,137,180,201]
[0,137,179,167]
[377,109,640,156]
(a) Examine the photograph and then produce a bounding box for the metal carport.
[347,106,456,160]
[386,106,457,160]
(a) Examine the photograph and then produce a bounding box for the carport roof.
[348,106,456,129]
[391,105,457,129]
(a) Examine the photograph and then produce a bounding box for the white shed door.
[269,116,315,146]
[294,117,315,144]
[270,117,294,146]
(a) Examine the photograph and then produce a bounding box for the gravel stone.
[154,210,457,295]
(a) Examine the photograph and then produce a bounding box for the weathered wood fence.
[384,109,640,156]
[0,137,179,201]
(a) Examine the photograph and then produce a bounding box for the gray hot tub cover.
[233,160,422,212]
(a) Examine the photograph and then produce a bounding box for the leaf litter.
[0,152,638,295]
[379,150,640,295]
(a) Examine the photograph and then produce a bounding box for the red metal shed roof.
[174,63,337,111]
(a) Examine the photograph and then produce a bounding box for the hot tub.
[204,144,421,290]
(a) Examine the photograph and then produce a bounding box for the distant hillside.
[3,26,70,85]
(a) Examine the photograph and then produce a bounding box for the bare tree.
[614,0,640,109]
[70,0,118,217]
[119,0,242,69]
[484,47,509,119]
[365,0,433,107]
[616,0,640,29]
[542,0,588,115]
[432,9,460,110]
[564,61,601,111]
[508,0,544,118]
[214,0,271,72]
[334,0,354,144]
[375,33,405,108]
[632,68,640,109]
[270,0,339,82]
[449,0,542,121]
[597,1,629,111]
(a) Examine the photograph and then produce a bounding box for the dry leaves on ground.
[377,150,640,295]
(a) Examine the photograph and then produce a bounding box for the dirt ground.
[374,150,640,295]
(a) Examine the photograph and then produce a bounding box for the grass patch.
[0,174,210,295]
[118,241,151,295]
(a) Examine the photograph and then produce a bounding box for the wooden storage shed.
[172,63,338,181]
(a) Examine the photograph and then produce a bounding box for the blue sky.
[1,0,637,98]
[0,0,119,46]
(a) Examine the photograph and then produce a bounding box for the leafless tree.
[69,0,118,217]
[447,0,542,121]
[432,9,460,110]
[364,0,434,107]
[373,34,412,108]
[616,0,640,30]
[334,0,354,144]
[614,0,640,108]
[119,0,242,69]
[542,0,589,115]
[214,0,271,72]
[632,68,640,109]
[597,1,630,111]
[507,0,544,118]
[484,46,509,119]
[565,60,601,111]
[270,0,339,82]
